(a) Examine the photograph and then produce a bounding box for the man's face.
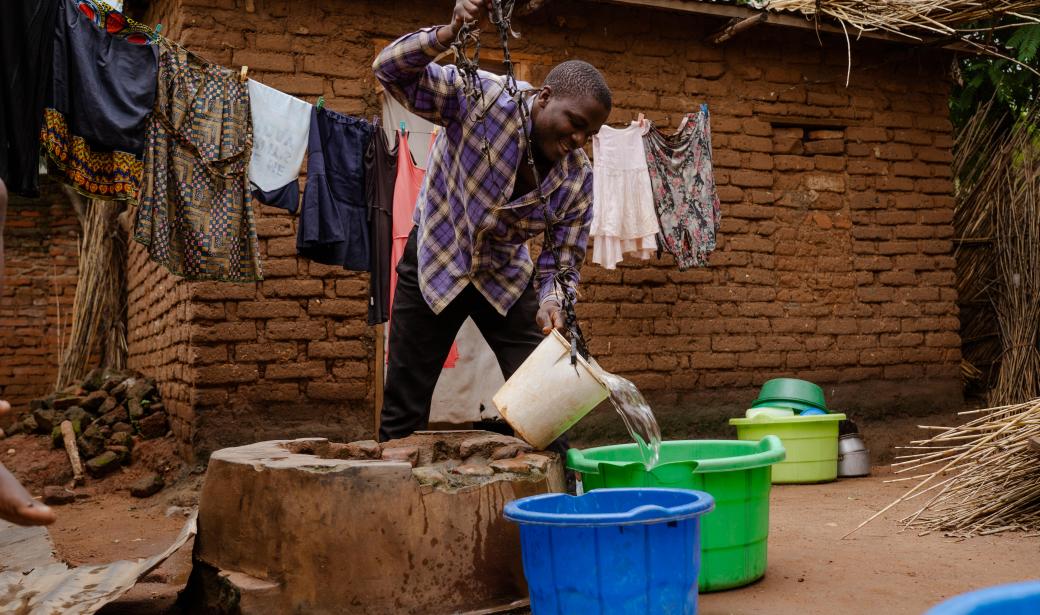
[531,87,610,163]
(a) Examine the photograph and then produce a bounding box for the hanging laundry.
[381,94,436,169]
[297,107,373,271]
[71,0,159,44]
[387,129,459,369]
[134,47,261,282]
[389,130,426,314]
[590,121,660,269]
[643,105,721,270]
[365,129,397,326]
[1,0,60,197]
[246,79,311,213]
[41,0,158,201]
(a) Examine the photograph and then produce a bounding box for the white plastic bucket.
[493,330,608,449]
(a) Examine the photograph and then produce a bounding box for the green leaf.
[1007,24,1040,63]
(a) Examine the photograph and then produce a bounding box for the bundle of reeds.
[763,0,1040,37]
[848,399,1040,538]
[952,96,1040,404]
[55,196,127,390]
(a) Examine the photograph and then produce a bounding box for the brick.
[307,382,368,400]
[729,136,774,153]
[332,362,369,379]
[266,236,298,256]
[232,49,294,73]
[266,361,328,379]
[308,299,367,317]
[191,282,257,300]
[875,143,914,161]
[262,73,325,96]
[803,139,844,155]
[689,352,737,369]
[775,155,813,171]
[335,279,367,297]
[263,279,324,297]
[926,332,960,348]
[308,341,366,359]
[237,300,302,319]
[196,364,259,385]
[243,383,301,402]
[880,333,925,347]
[711,336,757,352]
[859,349,903,366]
[191,322,256,343]
[188,302,226,321]
[262,258,298,277]
[730,170,773,188]
[255,217,294,238]
[846,127,888,142]
[236,342,297,362]
[266,320,328,340]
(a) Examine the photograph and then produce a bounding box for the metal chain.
[453,0,590,363]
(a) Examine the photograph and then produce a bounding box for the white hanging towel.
[247,79,311,192]
[590,121,660,269]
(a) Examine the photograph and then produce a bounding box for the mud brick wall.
[125,0,961,453]
[0,180,80,415]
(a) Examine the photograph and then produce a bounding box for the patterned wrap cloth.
[643,106,721,270]
[134,47,261,282]
[41,0,158,201]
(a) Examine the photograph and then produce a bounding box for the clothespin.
[637,112,645,128]
[155,23,162,34]
[316,96,325,110]
[240,65,248,83]
[399,121,407,136]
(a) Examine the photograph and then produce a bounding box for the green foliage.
[951,18,1040,129]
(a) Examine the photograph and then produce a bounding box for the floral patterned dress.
[643,105,721,270]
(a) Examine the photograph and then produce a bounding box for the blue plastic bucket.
[504,488,715,615]
[925,581,1040,614]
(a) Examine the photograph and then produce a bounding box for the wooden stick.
[61,420,84,486]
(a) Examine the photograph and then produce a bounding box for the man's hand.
[440,0,491,43]
[536,300,565,335]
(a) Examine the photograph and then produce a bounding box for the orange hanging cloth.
[387,130,458,367]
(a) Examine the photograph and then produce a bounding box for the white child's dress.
[590,121,660,269]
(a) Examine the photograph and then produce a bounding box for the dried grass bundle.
[55,197,127,390]
[764,0,1040,38]
[952,96,1040,404]
[848,398,1040,538]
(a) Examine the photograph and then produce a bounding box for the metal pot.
[838,434,870,477]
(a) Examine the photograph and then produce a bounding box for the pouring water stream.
[591,367,662,471]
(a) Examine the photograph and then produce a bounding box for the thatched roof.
[749,0,1040,38]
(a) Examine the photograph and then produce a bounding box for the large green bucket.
[566,437,785,592]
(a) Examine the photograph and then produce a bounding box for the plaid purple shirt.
[373,27,593,316]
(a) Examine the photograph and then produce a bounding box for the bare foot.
[0,463,55,526]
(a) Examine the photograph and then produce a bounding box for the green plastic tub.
[753,378,827,410]
[566,437,785,592]
[729,414,846,483]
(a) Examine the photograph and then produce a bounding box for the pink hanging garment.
[388,130,458,367]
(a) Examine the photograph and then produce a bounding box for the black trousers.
[380,228,563,451]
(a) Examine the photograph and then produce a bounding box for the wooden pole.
[60,420,84,486]
[374,323,384,439]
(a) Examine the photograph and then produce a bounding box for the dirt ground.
[5,411,1039,614]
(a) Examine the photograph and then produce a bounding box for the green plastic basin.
[566,437,786,592]
[729,414,846,483]
[753,378,827,410]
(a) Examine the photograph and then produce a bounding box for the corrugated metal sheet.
[0,513,196,615]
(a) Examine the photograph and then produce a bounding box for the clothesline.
[30,0,719,288]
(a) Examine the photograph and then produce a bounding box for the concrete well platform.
[183,431,564,614]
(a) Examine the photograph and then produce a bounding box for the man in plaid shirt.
[374,0,612,444]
